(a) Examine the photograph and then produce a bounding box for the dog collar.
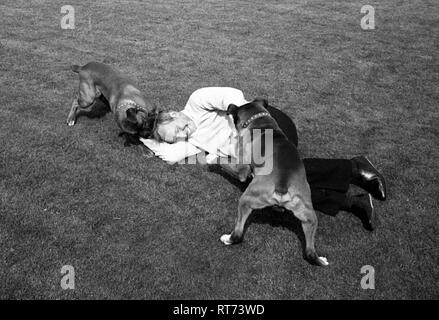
[241,112,271,129]
[117,100,142,111]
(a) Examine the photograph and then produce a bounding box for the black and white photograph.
[0,0,437,302]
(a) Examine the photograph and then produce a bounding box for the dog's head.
[122,107,159,138]
[227,98,269,131]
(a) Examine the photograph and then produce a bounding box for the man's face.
[156,111,195,143]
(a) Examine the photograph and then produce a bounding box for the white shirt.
[140,87,249,164]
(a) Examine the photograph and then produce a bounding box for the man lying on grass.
[141,87,387,229]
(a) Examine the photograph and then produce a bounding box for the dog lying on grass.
[66,62,158,147]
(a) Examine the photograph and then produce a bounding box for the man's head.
[152,111,196,143]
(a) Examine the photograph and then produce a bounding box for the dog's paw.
[317,256,329,266]
[142,150,155,158]
[220,234,233,245]
[67,119,76,126]
[140,145,155,158]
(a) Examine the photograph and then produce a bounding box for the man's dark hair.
[151,111,175,141]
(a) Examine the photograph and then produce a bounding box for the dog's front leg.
[118,132,155,157]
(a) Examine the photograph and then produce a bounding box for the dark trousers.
[266,105,351,215]
[304,159,351,215]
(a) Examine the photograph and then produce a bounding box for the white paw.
[319,256,329,266]
[67,120,75,126]
[220,234,233,245]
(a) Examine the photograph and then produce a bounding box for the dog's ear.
[227,104,238,115]
[151,101,159,114]
[126,108,138,124]
[254,97,269,108]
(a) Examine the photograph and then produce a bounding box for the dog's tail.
[71,65,82,73]
[273,189,292,204]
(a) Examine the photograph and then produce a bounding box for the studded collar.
[117,100,143,112]
[241,112,271,129]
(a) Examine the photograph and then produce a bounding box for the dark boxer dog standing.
[67,62,157,145]
[220,98,329,266]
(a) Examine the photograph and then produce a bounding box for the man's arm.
[140,138,202,165]
[185,87,249,113]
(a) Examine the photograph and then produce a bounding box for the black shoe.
[352,194,376,230]
[351,156,387,201]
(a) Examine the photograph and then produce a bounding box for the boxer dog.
[66,62,157,146]
[220,98,328,266]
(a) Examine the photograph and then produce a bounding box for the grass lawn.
[0,0,438,299]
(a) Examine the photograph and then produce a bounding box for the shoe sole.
[364,156,378,171]
[367,193,376,229]
[364,156,387,201]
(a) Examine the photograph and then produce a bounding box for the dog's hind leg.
[67,98,81,126]
[220,196,253,245]
[221,178,270,245]
[67,98,103,126]
[67,79,100,126]
[284,194,329,266]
